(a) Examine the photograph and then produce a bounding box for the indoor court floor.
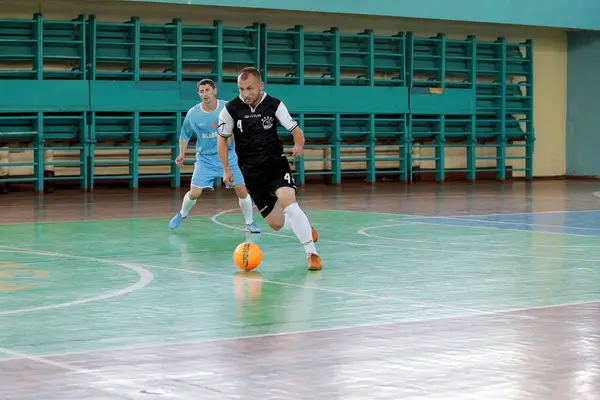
[1,180,600,399]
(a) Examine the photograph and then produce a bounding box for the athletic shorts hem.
[191,159,244,189]
[243,156,296,219]
[190,184,215,190]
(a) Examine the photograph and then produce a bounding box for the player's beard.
[246,91,263,107]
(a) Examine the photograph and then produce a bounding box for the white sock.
[284,203,317,255]
[239,195,254,224]
[180,192,197,217]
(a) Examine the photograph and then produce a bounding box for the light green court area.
[2,210,600,358]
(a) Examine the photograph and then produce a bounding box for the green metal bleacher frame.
[407,33,533,181]
[0,14,534,192]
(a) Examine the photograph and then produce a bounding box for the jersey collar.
[240,92,267,113]
[199,100,219,113]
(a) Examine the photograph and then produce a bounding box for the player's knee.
[234,184,248,198]
[274,187,296,208]
[266,218,284,231]
[265,209,284,231]
[189,187,202,200]
[268,221,284,231]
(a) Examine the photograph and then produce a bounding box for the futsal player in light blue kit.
[169,79,261,232]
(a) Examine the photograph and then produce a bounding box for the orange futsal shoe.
[308,253,322,271]
[311,226,318,243]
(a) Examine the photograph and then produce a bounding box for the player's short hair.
[238,67,262,82]
[197,79,216,90]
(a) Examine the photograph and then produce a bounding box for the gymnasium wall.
[125,0,600,30]
[0,0,567,178]
[566,31,600,177]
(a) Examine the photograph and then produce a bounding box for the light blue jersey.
[180,100,244,190]
[180,100,237,163]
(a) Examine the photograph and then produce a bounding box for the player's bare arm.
[175,113,194,167]
[216,134,229,170]
[176,139,188,167]
[217,105,234,185]
[290,126,305,158]
[217,135,232,185]
[274,101,304,157]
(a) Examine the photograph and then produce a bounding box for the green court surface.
[2,209,600,359]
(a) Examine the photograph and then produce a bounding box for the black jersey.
[218,92,298,175]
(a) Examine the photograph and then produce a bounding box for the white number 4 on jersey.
[284,173,294,184]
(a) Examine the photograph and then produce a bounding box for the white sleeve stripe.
[217,106,234,138]
[275,101,298,132]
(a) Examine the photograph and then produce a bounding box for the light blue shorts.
[190,157,244,190]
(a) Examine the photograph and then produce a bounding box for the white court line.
[434,209,600,217]
[385,217,600,237]
[327,208,600,218]
[0,347,100,374]
[0,242,530,365]
[0,243,486,318]
[0,249,153,316]
[327,208,600,244]
[213,207,600,267]
[1,209,599,363]
[378,219,600,249]
[327,209,600,239]
[357,223,600,263]
[0,192,539,227]
[212,209,403,250]
[0,347,175,398]
[401,215,600,232]
[0,203,598,384]
[328,208,600,240]
[1,297,599,365]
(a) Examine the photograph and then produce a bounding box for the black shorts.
[243,155,297,218]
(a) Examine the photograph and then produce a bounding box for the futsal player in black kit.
[217,67,322,271]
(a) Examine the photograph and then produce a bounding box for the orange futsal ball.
[233,242,262,271]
